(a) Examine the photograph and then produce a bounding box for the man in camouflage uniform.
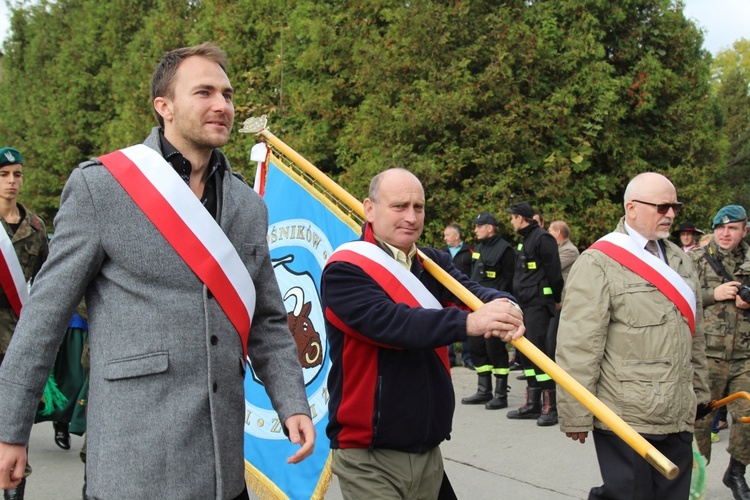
[0,147,49,500]
[692,204,750,500]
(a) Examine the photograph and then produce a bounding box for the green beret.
[712,205,747,228]
[0,147,23,168]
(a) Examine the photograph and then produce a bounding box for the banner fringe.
[245,459,288,500]
[310,452,333,500]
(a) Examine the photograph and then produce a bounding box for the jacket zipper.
[370,375,383,452]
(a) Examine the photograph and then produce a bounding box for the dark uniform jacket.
[470,233,514,293]
[512,222,564,309]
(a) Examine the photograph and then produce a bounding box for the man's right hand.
[466,298,525,342]
[565,432,588,444]
[714,281,741,301]
[0,443,27,490]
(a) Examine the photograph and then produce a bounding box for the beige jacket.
[556,218,710,435]
[557,237,580,283]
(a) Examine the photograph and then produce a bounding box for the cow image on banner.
[243,137,359,499]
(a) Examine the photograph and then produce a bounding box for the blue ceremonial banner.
[244,143,359,499]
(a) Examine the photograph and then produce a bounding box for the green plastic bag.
[690,436,707,500]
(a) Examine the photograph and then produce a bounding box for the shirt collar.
[624,221,663,259]
[159,129,221,183]
[375,236,416,270]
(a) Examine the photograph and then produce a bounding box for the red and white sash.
[590,232,696,335]
[326,241,452,369]
[327,241,442,310]
[0,228,28,317]
[98,144,256,359]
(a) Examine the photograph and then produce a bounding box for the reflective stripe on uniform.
[475,364,493,374]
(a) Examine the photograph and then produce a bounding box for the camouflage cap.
[712,205,747,228]
[0,147,23,168]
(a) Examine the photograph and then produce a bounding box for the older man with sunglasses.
[556,172,710,499]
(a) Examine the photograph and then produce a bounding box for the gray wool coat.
[0,128,311,499]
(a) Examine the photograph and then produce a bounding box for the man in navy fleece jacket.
[322,168,525,499]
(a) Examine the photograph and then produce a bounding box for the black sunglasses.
[631,199,683,215]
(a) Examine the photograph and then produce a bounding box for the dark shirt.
[6,206,25,235]
[159,130,222,219]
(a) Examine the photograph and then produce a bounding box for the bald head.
[624,172,679,240]
[549,220,570,243]
[368,168,421,201]
[623,173,675,206]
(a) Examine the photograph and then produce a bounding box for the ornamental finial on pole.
[239,115,268,135]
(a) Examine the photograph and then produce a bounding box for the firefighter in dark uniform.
[506,203,564,426]
[461,212,516,409]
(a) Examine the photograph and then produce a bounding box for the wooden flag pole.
[250,124,678,480]
[711,392,750,423]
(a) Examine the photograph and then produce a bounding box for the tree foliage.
[712,39,750,209]
[0,0,729,247]
[711,38,750,89]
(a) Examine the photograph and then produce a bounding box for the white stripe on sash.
[0,228,28,314]
[116,144,256,330]
[330,241,441,310]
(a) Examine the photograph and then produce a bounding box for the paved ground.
[21,365,737,499]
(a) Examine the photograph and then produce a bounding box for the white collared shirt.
[624,221,665,261]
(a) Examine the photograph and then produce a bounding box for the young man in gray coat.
[0,43,314,499]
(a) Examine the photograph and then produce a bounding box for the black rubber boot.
[507,387,542,419]
[461,373,493,405]
[537,389,558,426]
[723,456,750,500]
[485,376,509,410]
[3,478,26,500]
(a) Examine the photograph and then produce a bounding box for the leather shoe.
[54,422,71,451]
[509,361,522,371]
[723,457,750,500]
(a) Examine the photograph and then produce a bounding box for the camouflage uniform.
[0,203,49,362]
[691,240,750,465]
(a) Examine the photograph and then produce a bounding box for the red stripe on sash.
[590,240,695,335]
[99,150,251,358]
[0,253,23,317]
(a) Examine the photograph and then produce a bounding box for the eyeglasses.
[631,200,683,215]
